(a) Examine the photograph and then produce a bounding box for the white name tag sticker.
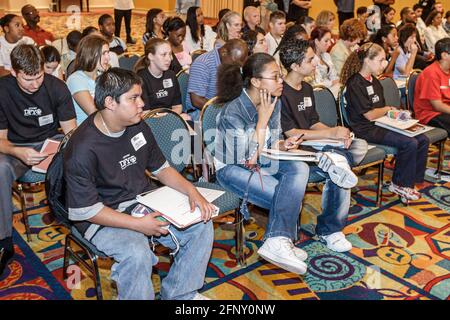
[163,78,173,89]
[38,114,54,126]
[304,97,313,107]
[372,95,380,103]
[131,132,147,151]
[367,86,374,95]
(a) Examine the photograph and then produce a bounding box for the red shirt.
[414,61,450,124]
[23,25,55,46]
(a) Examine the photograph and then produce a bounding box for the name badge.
[304,97,312,107]
[131,132,147,151]
[38,114,54,126]
[367,86,374,95]
[163,78,173,89]
[372,95,380,103]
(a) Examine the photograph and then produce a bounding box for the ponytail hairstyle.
[340,42,384,84]
[145,8,164,36]
[216,53,276,104]
[162,16,186,38]
[134,37,170,73]
[370,24,396,47]
[217,11,241,42]
[0,14,19,32]
[186,6,205,43]
[310,26,332,52]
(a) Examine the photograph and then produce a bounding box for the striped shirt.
[186,48,221,114]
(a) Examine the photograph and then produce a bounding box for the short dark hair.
[41,45,61,63]
[11,44,44,75]
[0,14,19,31]
[81,26,98,38]
[357,7,368,15]
[279,39,311,72]
[270,10,286,23]
[162,16,186,36]
[241,29,265,55]
[98,14,113,26]
[398,23,417,52]
[94,68,143,110]
[413,4,422,11]
[67,30,82,51]
[446,10,450,19]
[435,38,450,61]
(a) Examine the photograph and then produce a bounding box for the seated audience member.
[434,1,444,14]
[315,10,338,48]
[266,10,287,64]
[41,45,63,80]
[297,16,316,38]
[185,39,248,121]
[331,18,367,76]
[341,42,429,201]
[0,14,35,76]
[80,26,120,69]
[357,6,369,24]
[419,0,436,22]
[371,25,400,77]
[212,8,231,33]
[63,67,214,300]
[397,7,418,28]
[272,24,308,61]
[444,11,450,35]
[0,44,76,276]
[135,38,190,120]
[279,39,368,252]
[242,29,268,55]
[143,8,167,45]
[414,38,450,134]
[242,5,265,34]
[381,6,396,28]
[310,26,340,97]
[185,6,216,52]
[214,53,310,274]
[394,24,419,80]
[163,17,192,70]
[61,30,82,74]
[98,14,127,55]
[21,5,54,46]
[414,3,428,38]
[215,11,243,48]
[424,10,448,53]
[66,35,110,125]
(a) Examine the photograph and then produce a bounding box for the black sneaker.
[126,37,136,45]
[0,247,15,277]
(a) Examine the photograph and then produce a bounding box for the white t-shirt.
[265,32,282,65]
[184,25,217,53]
[0,36,35,70]
[114,0,134,10]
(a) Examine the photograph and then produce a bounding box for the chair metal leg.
[18,184,32,242]
[376,161,384,207]
[63,235,71,280]
[234,209,247,267]
[91,255,103,300]
[436,140,445,175]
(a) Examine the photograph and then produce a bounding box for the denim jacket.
[214,90,283,169]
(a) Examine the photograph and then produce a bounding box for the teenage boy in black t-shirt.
[0,44,76,276]
[279,39,368,253]
[64,68,215,300]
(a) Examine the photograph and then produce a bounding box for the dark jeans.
[338,11,354,26]
[114,9,132,38]
[367,130,429,187]
[429,113,450,136]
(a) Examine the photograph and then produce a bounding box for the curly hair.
[339,18,367,41]
[340,42,384,84]
[279,39,311,72]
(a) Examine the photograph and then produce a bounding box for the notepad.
[136,186,224,228]
[301,139,345,148]
[31,139,60,174]
[261,148,318,162]
[375,116,434,137]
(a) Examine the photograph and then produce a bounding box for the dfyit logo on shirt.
[119,154,137,170]
[156,89,168,99]
[24,107,43,117]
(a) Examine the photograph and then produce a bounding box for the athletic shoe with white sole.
[258,237,308,275]
[319,232,353,252]
[388,183,421,201]
[317,152,358,189]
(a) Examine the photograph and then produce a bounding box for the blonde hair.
[340,42,384,84]
[217,11,241,42]
[316,10,335,28]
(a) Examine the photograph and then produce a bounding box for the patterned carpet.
[1,143,449,300]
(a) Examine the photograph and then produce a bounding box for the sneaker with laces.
[257,237,308,274]
[388,183,420,201]
[293,247,308,261]
[191,292,211,300]
[317,152,358,189]
[319,232,352,252]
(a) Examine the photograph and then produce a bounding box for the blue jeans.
[216,161,309,241]
[90,220,214,300]
[309,166,351,236]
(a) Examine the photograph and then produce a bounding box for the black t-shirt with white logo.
[64,113,167,212]
[0,74,76,143]
[281,81,320,133]
[344,73,387,141]
[138,68,182,111]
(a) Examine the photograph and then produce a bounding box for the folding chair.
[177,68,189,113]
[118,53,140,71]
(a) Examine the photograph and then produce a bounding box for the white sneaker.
[257,237,308,275]
[191,292,211,300]
[293,247,308,261]
[388,183,420,201]
[319,232,352,252]
[317,152,358,189]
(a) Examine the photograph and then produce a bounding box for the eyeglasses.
[258,74,284,81]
